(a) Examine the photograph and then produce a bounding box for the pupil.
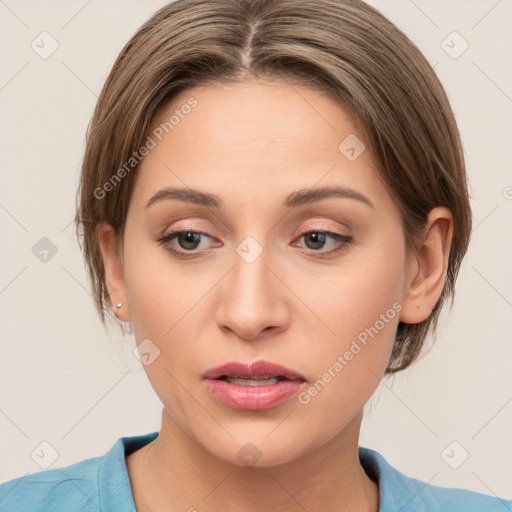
[305,232,325,250]
[179,232,200,250]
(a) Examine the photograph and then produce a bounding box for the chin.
[197,427,321,469]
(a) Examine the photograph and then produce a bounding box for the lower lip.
[204,378,305,410]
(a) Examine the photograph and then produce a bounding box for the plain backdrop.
[1,0,511,499]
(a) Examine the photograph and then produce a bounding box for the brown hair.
[75,0,472,374]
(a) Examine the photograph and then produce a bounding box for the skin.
[97,80,453,512]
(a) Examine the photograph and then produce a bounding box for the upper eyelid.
[161,215,352,236]
[160,227,349,238]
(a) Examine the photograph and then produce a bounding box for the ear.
[400,207,453,324]
[96,222,131,322]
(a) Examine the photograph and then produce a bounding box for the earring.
[116,303,123,309]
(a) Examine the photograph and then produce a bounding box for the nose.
[215,243,291,341]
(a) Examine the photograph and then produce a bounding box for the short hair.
[75,0,472,374]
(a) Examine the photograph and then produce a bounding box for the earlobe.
[400,207,453,324]
[96,222,131,322]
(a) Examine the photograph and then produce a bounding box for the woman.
[1,0,510,510]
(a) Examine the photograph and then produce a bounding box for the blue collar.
[98,431,509,512]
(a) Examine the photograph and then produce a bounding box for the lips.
[203,360,307,410]
[203,360,306,382]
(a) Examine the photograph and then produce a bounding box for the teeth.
[225,375,279,380]
[224,376,281,386]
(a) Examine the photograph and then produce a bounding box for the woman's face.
[115,80,417,466]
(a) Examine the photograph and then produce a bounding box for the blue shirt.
[0,431,510,511]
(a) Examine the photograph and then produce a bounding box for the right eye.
[156,230,217,259]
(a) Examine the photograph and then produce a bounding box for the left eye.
[294,231,353,254]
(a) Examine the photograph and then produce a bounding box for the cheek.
[122,241,205,425]
[123,237,197,338]
[303,237,405,344]
[295,238,405,409]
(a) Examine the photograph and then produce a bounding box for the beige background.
[1,0,511,499]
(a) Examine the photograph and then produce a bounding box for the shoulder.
[0,432,158,512]
[0,455,103,512]
[359,446,512,512]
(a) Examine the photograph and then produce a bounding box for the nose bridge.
[215,234,289,339]
[234,237,272,301]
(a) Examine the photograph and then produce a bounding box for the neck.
[128,408,379,512]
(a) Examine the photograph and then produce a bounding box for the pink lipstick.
[203,360,306,410]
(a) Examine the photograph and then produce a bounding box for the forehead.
[131,80,390,212]
[152,80,361,155]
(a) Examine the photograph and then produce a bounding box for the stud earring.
[116,303,123,309]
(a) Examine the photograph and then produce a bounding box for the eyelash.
[155,230,353,259]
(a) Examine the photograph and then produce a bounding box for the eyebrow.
[145,186,375,210]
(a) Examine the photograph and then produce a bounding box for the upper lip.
[203,360,306,381]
